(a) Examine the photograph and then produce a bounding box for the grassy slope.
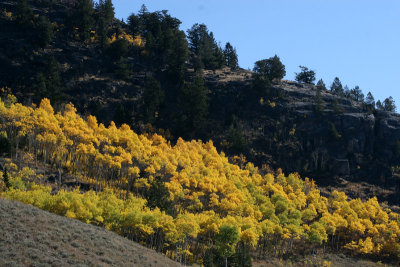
[0,199,396,267]
[0,198,182,267]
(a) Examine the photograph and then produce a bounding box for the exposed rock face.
[204,71,400,203]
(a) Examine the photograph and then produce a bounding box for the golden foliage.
[1,97,400,261]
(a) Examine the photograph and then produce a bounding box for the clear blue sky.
[113,0,400,106]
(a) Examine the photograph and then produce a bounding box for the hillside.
[0,0,399,208]
[1,97,400,266]
[1,1,400,265]
[1,198,395,267]
[0,198,181,267]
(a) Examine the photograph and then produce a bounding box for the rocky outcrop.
[205,71,400,203]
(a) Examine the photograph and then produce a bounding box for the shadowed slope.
[0,198,181,267]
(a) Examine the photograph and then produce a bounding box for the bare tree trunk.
[58,166,62,185]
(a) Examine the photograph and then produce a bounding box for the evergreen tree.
[95,0,114,47]
[146,176,172,214]
[314,87,324,113]
[33,72,48,102]
[142,77,164,124]
[223,42,239,69]
[138,4,149,18]
[343,85,350,98]
[383,96,396,112]
[38,57,64,105]
[15,0,33,28]
[178,73,208,135]
[252,71,271,96]
[211,41,225,69]
[101,0,114,23]
[113,103,131,125]
[127,13,141,35]
[376,100,384,110]
[187,24,224,70]
[365,92,375,106]
[35,16,54,48]
[349,86,364,102]
[365,92,375,113]
[316,79,326,91]
[253,55,286,83]
[3,168,10,189]
[295,65,316,84]
[114,59,131,80]
[228,124,247,153]
[165,29,189,85]
[330,77,344,96]
[107,38,129,62]
[71,0,95,41]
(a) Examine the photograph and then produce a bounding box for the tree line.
[10,0,397,147]
[251,56,396,113]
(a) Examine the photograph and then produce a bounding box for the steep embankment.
[204,68,400,206]
[0,198,181,267]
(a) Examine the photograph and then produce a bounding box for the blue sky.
[113,0,400,106]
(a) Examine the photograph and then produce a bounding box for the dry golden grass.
[0,198,182,267]
[252,253,397,267]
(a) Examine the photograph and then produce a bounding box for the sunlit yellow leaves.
[2,97,400,261]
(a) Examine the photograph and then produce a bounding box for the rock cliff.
[203,69,400,205]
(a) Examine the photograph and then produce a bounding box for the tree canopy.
[223,42,239,70]
[187,23,224,70]
[295,66,316,84]
[253,55,286,83]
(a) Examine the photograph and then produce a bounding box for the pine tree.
[253,55,286,83]
[142,77,164,124]
[15,0,33,27]
[102,0,114,23]
[178,73,208,135]
[113,103,131,125]
[330,77,344,96]
[107,38,129,62]
[33,72,48,102]
[165,29,189,82]
[314,87,324,113]
[365,92,375,113]
[127,13,141,35]
[187,24,224,70]
[343,85,350,98]
[316,79,326,91]
[365,92,375,106]
[223,42,239,69]
[3,168,10,189]
[376,100,383,110]
[71,0,95,41]
[349,86,364,102]
[44,57,64,104]
[295,65,316,84]
[95,0,114,47]
[36,16,54,48]
[383,96,396,112]
[146,176,172,214]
